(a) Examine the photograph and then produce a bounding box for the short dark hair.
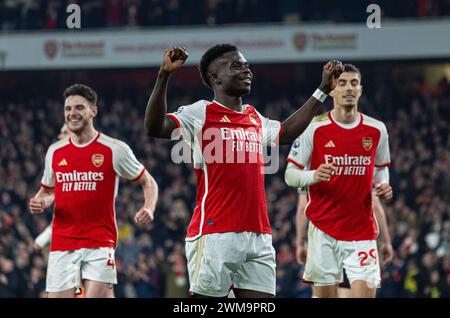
[343,63,362,81]
[199,44,238,88]
[63,84,97,106]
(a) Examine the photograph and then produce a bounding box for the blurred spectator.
[104,0,122,27]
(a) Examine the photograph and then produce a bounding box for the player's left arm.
[374,167,393,200]
[374,122,393,200]
[372,193,394,266]
[134,170,159,224]
[278,60,343,145]
[113,142,159,224]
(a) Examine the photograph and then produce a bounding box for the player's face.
[213,51,253,97]
[64,95,97,134]
[330,71,362,108]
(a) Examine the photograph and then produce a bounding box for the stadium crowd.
[0,62,449,298]
[0,0,449,31]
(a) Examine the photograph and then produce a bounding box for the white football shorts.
[185,232,276,297]
[46,247,117,293]
[303,222,381,288]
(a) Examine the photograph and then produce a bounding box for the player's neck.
[213,94,243,112]
[71,126,98,145]
[332,106,358,124]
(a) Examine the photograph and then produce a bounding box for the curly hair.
[199,44,238,89]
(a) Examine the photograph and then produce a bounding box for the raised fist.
[160,47,189,73]
[319,60,344,94]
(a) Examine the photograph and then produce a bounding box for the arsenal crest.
[44,41,58,60]
[293,33,307,52]
[362,137,373,151]
[92,154,104,167]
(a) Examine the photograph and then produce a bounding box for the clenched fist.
[134,207,155,224]
[319,60,344,94]
[313,163,336,184]
[29,196,53,214]
[375,183,393,200]
[160,47,189,73]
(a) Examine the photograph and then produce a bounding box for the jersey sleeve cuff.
[40,182,54,189]
[132,167,146,182]
[288,158,305,170]
[166,114,181,128]
[287,158,305,169]
[375,162,391,168]
[274,122,284,143]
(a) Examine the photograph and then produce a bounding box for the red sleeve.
[275,122,284,143]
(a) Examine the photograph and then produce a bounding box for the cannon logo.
[293,33,307,52]
[92,154,104,167]
[44,41,58,60]
[362,137,373,151]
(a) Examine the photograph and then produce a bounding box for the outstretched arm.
[134,171,159,224]
[279,60,344,145]
[144,47,188,139]
[29,187,54,214]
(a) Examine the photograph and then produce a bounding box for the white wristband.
[35,225,52,248]
[312,88,328,103]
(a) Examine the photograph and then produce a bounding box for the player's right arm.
[285,163,335,187]
[29,187,54,214]
[31,142,58,214]
[144,47,189,139]
[295,192,309,264]
[284,128,335,188]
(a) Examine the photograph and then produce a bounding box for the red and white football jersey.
[41,132,145,251]
[288,112,390,241]
[167,100,283,240]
